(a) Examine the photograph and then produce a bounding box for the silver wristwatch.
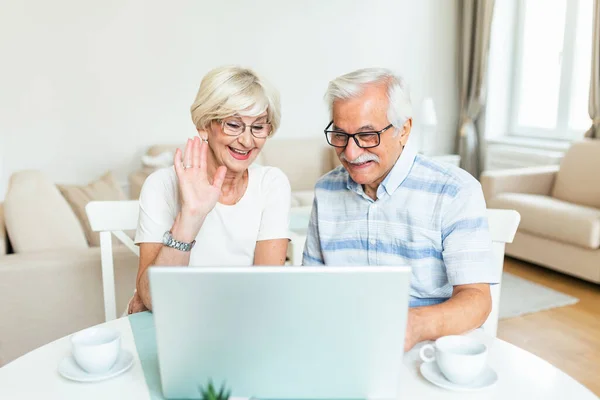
[162,231,196,252]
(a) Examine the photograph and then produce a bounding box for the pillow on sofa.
[0,203,7,255]
[551,140,600,209]
[4,170,89,253]
[142,151,173,168]
[58,171,132,247]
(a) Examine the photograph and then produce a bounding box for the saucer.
[58,350,134,382]
[420,361,498,392]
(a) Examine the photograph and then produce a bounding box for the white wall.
[0,0,459,199]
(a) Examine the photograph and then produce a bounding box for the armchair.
[480,140,600,284]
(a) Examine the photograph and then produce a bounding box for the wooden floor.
[498,257,600,396]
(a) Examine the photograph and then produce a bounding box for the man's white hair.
[324,68,412,135]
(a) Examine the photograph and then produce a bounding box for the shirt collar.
[345,133,418,198]
[380,133,418,196]
[346,174,364,197]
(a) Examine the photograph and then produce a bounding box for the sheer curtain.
[457,0,496,177]
[585,0,600,139]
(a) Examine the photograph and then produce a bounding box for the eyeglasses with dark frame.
[219,117,272,138]
[323,121,394,148]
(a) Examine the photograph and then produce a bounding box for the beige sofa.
[0,171,138,366]
[480,140,600,283]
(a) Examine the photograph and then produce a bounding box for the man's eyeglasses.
[324,121,394,148]
[220,117,272,138]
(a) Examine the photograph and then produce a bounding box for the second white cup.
[419,335,487,385]
[71,326,121,374]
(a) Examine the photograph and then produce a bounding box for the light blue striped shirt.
[302,139,496,307]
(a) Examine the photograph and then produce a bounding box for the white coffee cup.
[71,327,121,374]
[419,335,487,385]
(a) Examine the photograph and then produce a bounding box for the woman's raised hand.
[173,137,227,229]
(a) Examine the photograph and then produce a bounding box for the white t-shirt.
[135,165,291,266]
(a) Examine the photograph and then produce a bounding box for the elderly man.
[303,68,495,351]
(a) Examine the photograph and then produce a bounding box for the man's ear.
[399,118,412,147]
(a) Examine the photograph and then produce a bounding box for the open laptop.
[148,266,411,399]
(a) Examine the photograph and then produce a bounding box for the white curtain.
[585,0,600,139]
[457,0,496,177]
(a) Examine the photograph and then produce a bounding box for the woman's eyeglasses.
[220,117,272,138]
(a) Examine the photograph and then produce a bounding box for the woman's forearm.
[137,245,193,310]
[137,211,206,310]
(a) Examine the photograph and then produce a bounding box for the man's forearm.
[410,286,491,343]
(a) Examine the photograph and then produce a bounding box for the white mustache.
[340,152,380,164]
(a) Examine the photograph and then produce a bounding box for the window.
[510,0,594,139]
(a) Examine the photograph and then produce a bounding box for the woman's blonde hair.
[190,65,281,136]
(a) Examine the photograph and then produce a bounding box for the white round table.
[0,317,596,399]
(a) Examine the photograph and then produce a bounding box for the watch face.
[163,231,172,244]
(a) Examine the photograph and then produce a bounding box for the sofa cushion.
[146,144,179,158]
[291,190,315,208]
[330,147,342,168]
[4,171,88,253]
[488,193,600,249]
[0,203,6,255]
[552,140,600,209]
[260,139,334,191]
[58,171,131,247]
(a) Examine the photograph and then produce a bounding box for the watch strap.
[164,231,195,252]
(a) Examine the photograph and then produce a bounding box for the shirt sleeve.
[441,179,497,286]
[302,197,325,266]
[256,167,292,241]
[134,168,177,244]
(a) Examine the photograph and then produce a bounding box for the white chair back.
[482,208,521,336]
[86,200,140,321]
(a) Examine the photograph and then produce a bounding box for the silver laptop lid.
[149,266,411,399]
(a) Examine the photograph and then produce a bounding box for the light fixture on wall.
[418,97,437,155]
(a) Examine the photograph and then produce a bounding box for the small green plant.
[199,379,231,400]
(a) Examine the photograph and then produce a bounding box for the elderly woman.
[130,66,291,312]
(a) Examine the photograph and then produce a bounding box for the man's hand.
[403,284,492,352]
[404,309,422,351]
[127,291,148,315]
